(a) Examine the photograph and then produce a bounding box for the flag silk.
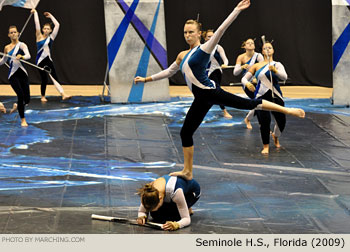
[0,0,40,11]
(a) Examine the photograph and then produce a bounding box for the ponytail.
[137,184,160,211]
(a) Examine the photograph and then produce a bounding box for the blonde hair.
[202,29,214,39]
[137,184,159,211]
[185,19,202,32]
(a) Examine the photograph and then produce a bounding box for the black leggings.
[180,85,262,147]
[208,69,225,110]
[255,91,286,145]
[38,57,59,96]
[9,68,30,118]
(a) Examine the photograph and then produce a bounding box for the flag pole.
[19,0,41,38]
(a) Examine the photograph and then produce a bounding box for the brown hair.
[43,23,53,29]
[241,38,255,48]
[137,184,159,211]
[8,25,18,33]
[185,19,202,32]
[262,41,273,50]
[202,29,214,39]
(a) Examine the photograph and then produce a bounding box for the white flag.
[0,0,40,11]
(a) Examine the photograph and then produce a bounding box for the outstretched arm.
[201,0,250,54]
[44,12,60,40]
[134,61,180,83]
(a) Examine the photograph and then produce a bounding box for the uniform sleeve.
[233,64,242,76]
[172,189,190,228]
[138,203,148,218]
[0,54,7,66]
[257,53,264,62]
[274,62,287,81]
[49,14,60,40]
[241,72,253,88]
[33,10,41,33]
[150,61,180,82]
[20,43,31,60]
[217,45,229,66]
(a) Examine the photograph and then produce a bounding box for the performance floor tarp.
[1,96,350,234]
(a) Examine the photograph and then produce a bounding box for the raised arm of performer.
[200,0,250,55]
[33,9,41,40]
[44,12,60,40]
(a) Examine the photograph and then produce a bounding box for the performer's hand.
[162,221,180,231]
[221,64,228,69]
[44,12,52,18]
[251,77,258,84]
[241,64,249,70]
[236,0,251,11]
[31,9,36,14]
[16,55,22,60]
[269,65,277,73]
[136,216,147,225]
[0,102,6,113]
[134,76,146,83]
[246,82,255,92]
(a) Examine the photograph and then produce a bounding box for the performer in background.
[241,41,288,155]
[0,26,31,127]
[32,9,71,102]
[203,29,232,118]
[234,38,263,129]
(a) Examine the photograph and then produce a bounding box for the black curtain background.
[0,0,332,87]
[164,0,332,87]
[0,0,107,85]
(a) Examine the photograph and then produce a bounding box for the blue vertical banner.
[104,0,170,103]
[332,0,350,105]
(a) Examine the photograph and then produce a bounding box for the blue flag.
[0,0,40,11]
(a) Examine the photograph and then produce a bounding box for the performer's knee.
[180,127,194,147]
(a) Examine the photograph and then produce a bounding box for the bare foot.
[21,118,28,127]
[41,97,48,102]
[10,103,17,114]
[288,108,305,118]
[272,133,281,148]
[62,95,72,101]
[0,103,6,113]
[244,117,252,129]
[188,208,194,216]
[223,109,232,119]
[261,145,269,155]
[169,170,193,180]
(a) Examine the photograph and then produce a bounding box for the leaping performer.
[137,175,201,231]
[134,0,305,180]
[241,40,288,155]
[0,26,31,127]
[234,38,264,129]
[203,29,232,119]
[31,9,71,102]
